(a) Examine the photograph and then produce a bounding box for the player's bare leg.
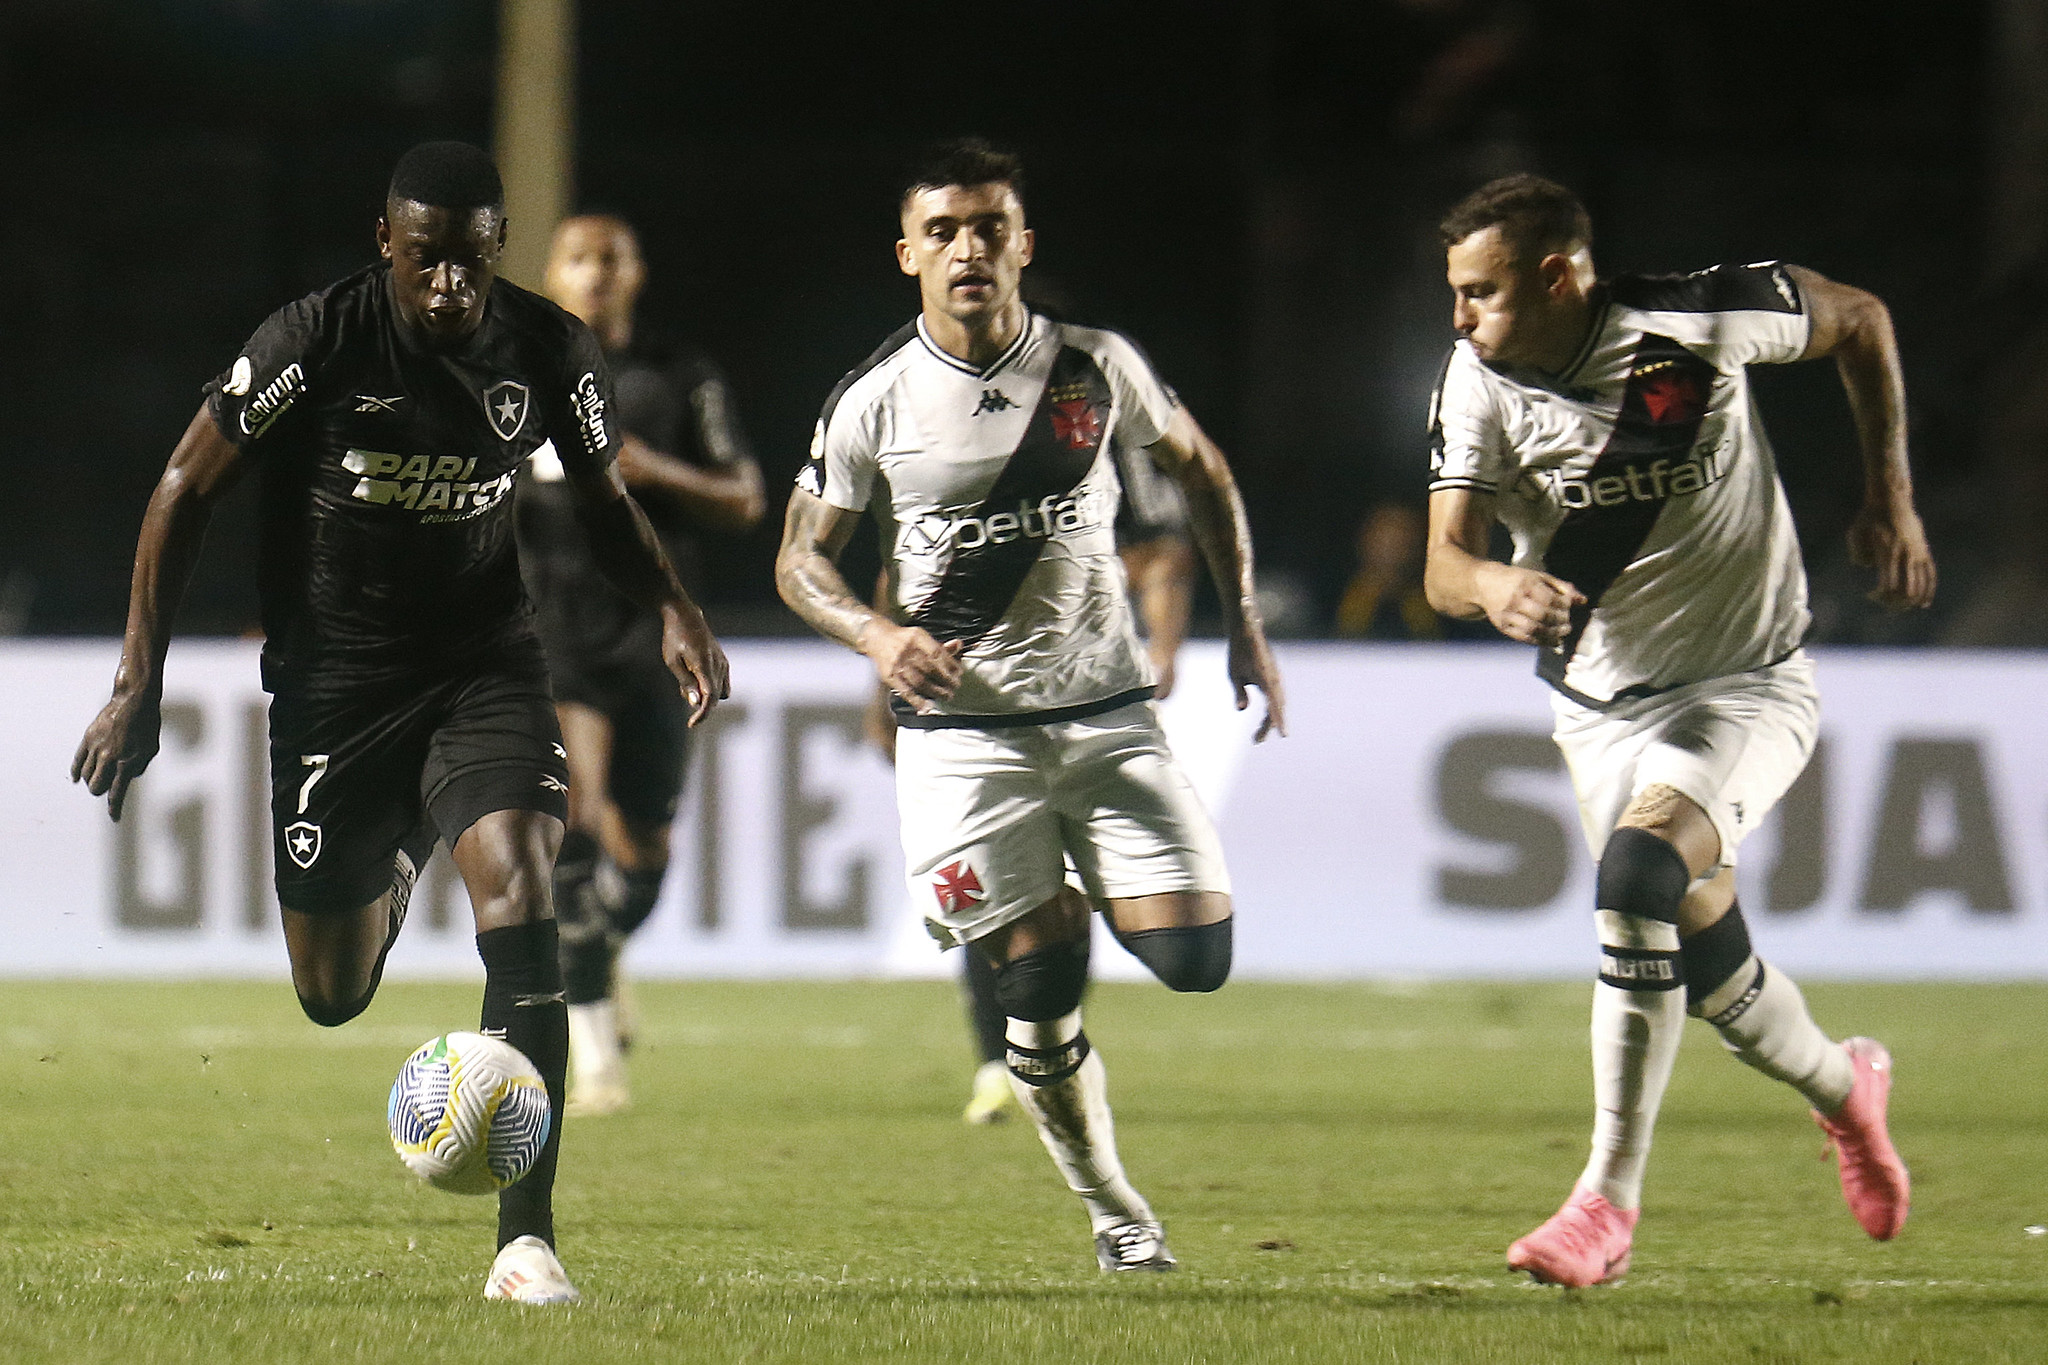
[452,808,578,1304]
[281,841,426,1026]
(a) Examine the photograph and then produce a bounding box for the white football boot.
[484,1235,581,1305]
[566,1000,631,1117]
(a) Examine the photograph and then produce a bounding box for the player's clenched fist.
[860,620,963,713]
[1845,501,1936,611]
[1478,564,1585,648]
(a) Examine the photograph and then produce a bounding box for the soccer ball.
[387,1032,552,1195]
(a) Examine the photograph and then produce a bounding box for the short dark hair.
[388,140,505,211]
[900,138,1025,213]
[1438,174,1590,262]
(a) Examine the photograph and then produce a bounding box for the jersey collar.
[915,310,1035,380]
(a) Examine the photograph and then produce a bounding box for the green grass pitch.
[3,979,2043,1363]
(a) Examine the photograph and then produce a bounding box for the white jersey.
[800,310,1179,724]
[1429,262,1815,707]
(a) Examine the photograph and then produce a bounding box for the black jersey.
[204,264,622,689]
[516,339,751,672]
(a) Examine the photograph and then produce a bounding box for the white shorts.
[1551,652,1819,876]
[895,701,1231,946]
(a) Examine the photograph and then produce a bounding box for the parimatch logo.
[343,449,514,522]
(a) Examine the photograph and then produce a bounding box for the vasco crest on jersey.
[483,380,531,441]
[1046,381,1104,452]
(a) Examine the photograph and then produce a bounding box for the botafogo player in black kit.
[519,213,764,1116]
[777,140,1285,1272]
[72,142,730,1306]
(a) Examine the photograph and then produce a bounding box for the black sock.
[961,946,1009,1065]
[479,919,567,1251]
[607,862,667,941]
[555,831,610,1007]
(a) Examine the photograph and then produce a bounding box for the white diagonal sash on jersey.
[906,347,1113,645]
[1538,333,1718,700]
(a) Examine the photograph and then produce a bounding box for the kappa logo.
[355,394,404,414]
[484,380,531,441]
[540,775,568,794]
[284,820,323,869]
[552,743,567,760]
[931,860,986,915]
[796,462,824,497]
[973,387,1018,415]
[224,356,254,396]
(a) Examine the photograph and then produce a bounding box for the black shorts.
[548,625,692,828]
[268,656,570,914]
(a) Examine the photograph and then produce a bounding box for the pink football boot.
[1815,1037,1910,1240]
[1507,1185,1639,1286]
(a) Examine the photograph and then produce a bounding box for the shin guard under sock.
[1005,1010,1152,1232]
[1580,826,1689,1211]
[480,920,568,1250]
[555,832,610,1007]
[1684,904,1853,1112]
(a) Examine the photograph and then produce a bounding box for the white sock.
[1579,911,1685,1211]
[1006,1011,1153,1232]
[567,1000,624,1086]
[1695,957,1855,1114]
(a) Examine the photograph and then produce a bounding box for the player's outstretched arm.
[1119,535,1196,700]
[566,460,729,724]
[1785,265,1936,610]
[616,434,765,534]
[72,406,249,820]
[774,489,962,712]
[1424,487,1583,647]
[1144,407,1286,740]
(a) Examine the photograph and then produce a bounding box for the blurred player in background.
[866,435,1198,1126]
[1423,175,1933,1286]
[72,142,729,1304]
[519,215,765,1116]
[779,139,1283,1272]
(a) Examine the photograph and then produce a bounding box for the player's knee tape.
[1597,826,1692,925]
[1595,829,1690,993]
[1682,903,1766,1023]
[991,937,1091,1022]
[1114,918,1233,993]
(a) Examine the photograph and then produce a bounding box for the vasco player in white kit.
[1423,175,1933,1285]
[776,140,1285,1271]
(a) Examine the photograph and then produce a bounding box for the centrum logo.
[343,449,514,521]
[240,363,305,438]
[1516,447,1724,510]
[904,488,1112,553]
[573,372,608,455]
